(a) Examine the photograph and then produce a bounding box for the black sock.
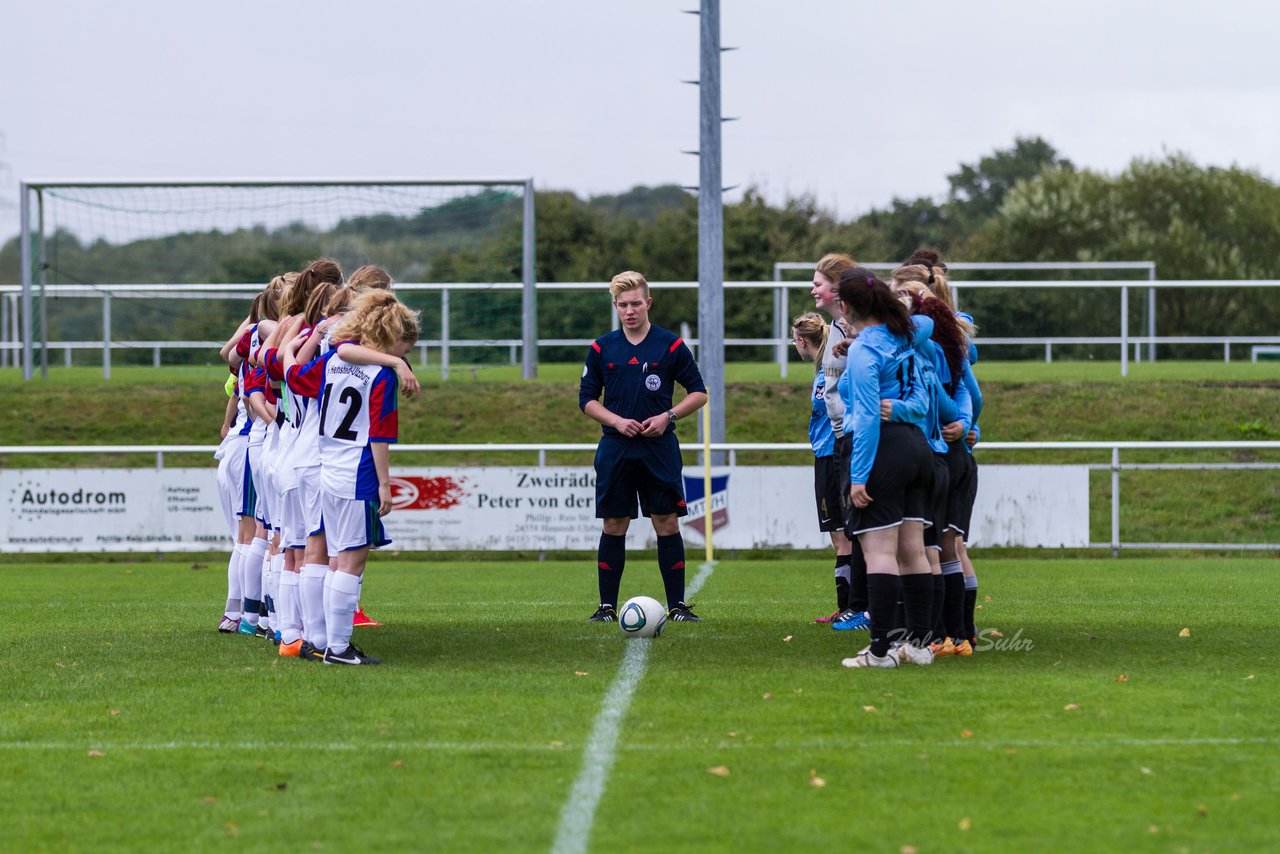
[943,573,966,639]
[656,533,686,609]
[848,541,868,612]
[901,573,935,646]
[867,573,902,658]
[930,574,945,642]
[964,586,978,640]
[893,598,906,633]
[834,554,852,610]
[597,533,626,608]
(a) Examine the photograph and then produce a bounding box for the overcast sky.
[3,0,1277,241]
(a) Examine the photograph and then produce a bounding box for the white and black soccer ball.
[619,595,667,638]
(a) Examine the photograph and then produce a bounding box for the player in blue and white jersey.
[578,271,708,623]
[285,290,420,666]
[834,268,936,669]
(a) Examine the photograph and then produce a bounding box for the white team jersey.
[306,355,399,500]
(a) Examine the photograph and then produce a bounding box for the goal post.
[16,177,537,380]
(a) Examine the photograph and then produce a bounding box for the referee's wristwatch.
[667,409,677,424]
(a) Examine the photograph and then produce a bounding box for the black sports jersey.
[579,325,706,436]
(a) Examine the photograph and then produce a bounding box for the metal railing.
[3,276,1280,379]
[1,440,1276,554]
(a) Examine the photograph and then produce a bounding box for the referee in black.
[579,271,709,623]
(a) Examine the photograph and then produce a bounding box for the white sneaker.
[897,643,935,666]
[842,651,898,668]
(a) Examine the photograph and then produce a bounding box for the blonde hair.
[302,281,341,326]
[330,290,421,353]
[791,311,829,350]
[281,258,343,316]
[892,263,976,339]
[815,252,857,285]
[348,265,393,292]
[609,270,649,300]
[323,286,355,317]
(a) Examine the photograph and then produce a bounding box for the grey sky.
[3,0,1277,241]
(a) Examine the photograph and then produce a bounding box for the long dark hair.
[909,292,967,393]
[836,267,912,339]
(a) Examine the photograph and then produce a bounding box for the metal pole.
[0,288,7,368]
[9,295,18,372]
[1120,285,1128,377]
[521,179,537,380]
[1110,446,1120,558]
[38,190,48,379]
[103,294,111,380]
[20,184,33,380]
[1147,266,1157,362]
[697,0,726,464]
[441,288,450,381]
[774,273,787,379]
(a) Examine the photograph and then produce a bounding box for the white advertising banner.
[0,465,1089,553]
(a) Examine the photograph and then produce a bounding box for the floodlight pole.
[698,0,726,464]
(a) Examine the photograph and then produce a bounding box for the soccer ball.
[619,596,667,638]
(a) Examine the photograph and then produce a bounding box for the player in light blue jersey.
[791,311,858,624]
[833,268,936,670]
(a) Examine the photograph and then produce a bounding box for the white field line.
[550,561,716,854]
[0,736,1275,753]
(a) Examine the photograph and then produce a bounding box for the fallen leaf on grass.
[1178,627,1191,638]
[1197,804,1208,818]
[707,766,730,777]
[1148,825,1159,834]
[959,817,971,831]
[959,729,974,739]
[726,732,738,738]
[989,630,1004,638]
[809,775,826,788]
[1005,749,1018,756]
[762,692,773,700]
[900,846,918,854]
[862,705,878,714]
[984,594,992,602]
[549,741,564,749]
[225,823,240,838]
[1064,703,1080,712]
[1244,675,1255,681]
[110,709,121,716]
[87,750,104,758]
[1115,674,1128,683]
[389,760,404,768]
[574,671,589,677]
[783,635,793,643]
[1140,767,1153,775]
[275,782,287,791]
[202,796,217,805]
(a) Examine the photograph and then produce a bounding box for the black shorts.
[833,432,852,510]
[813,455,844,533]
[924,453,950,550]
[846,422,933,536]
[595,443,688,520]
[945,442,978,536]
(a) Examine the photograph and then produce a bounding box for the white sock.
[271,552,285,622]
[277,571,303,645]
[260,550,274,631]
[224,546,243,619]
[300,563,329,649]
[241,537,268,626]
[325,571,362,655]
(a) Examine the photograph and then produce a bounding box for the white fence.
[1,441,1276,553]
[3,268,1279,379]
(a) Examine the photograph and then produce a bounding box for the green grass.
[2,557,1277,852]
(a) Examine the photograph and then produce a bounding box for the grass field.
[3,556,1277,852]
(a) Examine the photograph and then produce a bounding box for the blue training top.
[807,361,835,457]
[890,315,971,455]
[839,324,929,485]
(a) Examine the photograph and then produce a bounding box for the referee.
[579,271,709,623]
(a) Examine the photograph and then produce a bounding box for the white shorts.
[278,487,307,550]
[215,436,252,535]
[247,442,270,527]
[298,466,325,540]
[321,492,391,556]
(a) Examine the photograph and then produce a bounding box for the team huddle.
[210,252,979,670]
[213,260,421,666]
[793,250,984,668]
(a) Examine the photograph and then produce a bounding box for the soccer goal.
[12,177,536,379]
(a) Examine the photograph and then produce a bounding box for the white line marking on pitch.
[550,561,715,854]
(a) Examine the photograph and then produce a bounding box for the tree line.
[2,137,1277,363]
